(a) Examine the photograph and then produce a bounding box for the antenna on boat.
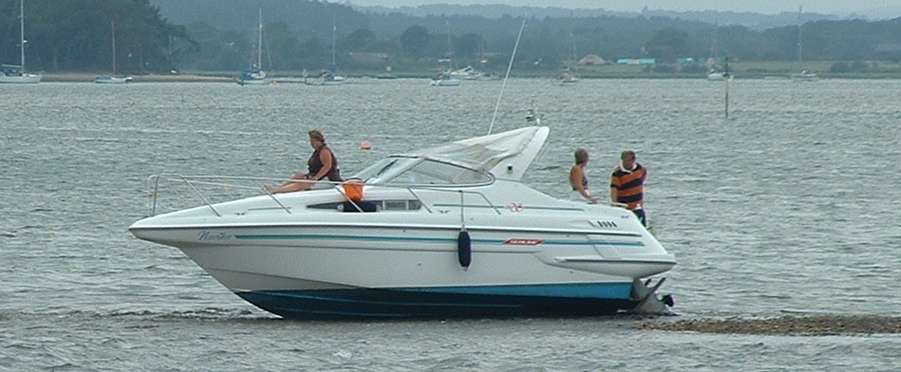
[488,17,527,135]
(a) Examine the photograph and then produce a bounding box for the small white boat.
[706,71,733,81]
[0,68,41,84]
[95,75,132,84]
[238,70,270,85]
[430,77,461,86]
[130,124,676,319]
[321,72,346,85]
[0,0,40,84]
[790,70,818,81]
[450,66,482,80]
[559,72,578,84]
[430,71,461,86]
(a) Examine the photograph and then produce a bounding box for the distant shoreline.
[35,70,901,83]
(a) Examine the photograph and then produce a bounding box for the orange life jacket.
[610,164,646,210]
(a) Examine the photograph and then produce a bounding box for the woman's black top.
[308,144,342,181]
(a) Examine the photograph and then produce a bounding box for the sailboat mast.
[331,19,337,67]
[570,31,577,69]
[446,20,453,69]
[20,0,25,69]
[257,8,263,69]
[111,21,117,75]
[797,6,803,66]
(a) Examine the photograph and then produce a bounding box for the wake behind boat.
[129,125,676,320]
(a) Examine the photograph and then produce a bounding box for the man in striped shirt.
[610,150,647,226]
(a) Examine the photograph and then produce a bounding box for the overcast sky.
[349,0,897,14]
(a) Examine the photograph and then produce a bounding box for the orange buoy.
[359,140,372,150]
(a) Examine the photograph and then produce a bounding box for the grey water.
[1,79,899,371]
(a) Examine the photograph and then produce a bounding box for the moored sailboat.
[790,7,818,81]
[0,0,41,84]
[238,8,270,86]
[95,20,132,84]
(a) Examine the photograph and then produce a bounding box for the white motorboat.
[95,75,132,84]
[706,72,724,81]
[320,71,346,85]
[449,66,481,80]
[0,68,41,84]
[0,0,41,84]
[706,71,734,81]
[430,76,461,86]
[790,70,818,82]
[130,125,676,319]
[430,71,461,86]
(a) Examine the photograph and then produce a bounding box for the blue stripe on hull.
[235,283,636,320]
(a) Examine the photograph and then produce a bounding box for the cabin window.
[307,200,422,211]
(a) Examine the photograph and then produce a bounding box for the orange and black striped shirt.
[610,164,646,210]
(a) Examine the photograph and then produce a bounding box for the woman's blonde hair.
[308,129,325,143]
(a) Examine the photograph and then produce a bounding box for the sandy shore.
[638,315,901,336]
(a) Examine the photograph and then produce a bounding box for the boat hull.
[95,76,132,84]
[130,219,670,319]
[790,73,818,82]
[236,285,635,320]
[0,74,41,84]
[238,78,271,86]
[430,79,461,87]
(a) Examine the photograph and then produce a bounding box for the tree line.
[3,0,901,74]
[0,0,190,72]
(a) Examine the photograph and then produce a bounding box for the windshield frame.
[352,155,495,188]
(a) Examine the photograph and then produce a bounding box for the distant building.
[616,58,655,65]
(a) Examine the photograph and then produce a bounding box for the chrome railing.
[144,174,504,218]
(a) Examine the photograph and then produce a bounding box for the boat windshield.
[352,157,492,186]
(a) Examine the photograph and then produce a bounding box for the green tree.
[454,32,482,59]
[645,27,690,63]
[265,22,301,70]
[343,28,376,51]
[0,0,192,72]
[400,25,430,57]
